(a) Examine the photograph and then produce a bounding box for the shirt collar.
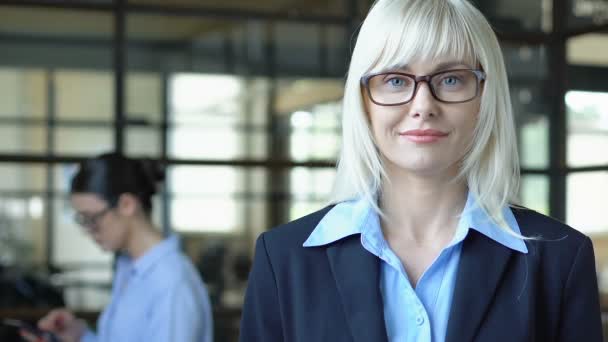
[457,192,528,253]
[303,192,528,254]
[118,235,181,277]
[302,197,370,247]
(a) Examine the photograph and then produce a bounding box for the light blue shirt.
[81,235,213,342]
[303,192,527,342]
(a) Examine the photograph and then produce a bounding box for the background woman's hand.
[20,308,87,342]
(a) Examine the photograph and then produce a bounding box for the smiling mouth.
[399,129,449,143]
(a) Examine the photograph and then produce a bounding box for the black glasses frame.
[74,207,113,231]
[360,69,486,106]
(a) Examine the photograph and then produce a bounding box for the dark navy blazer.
[239,206,603,342]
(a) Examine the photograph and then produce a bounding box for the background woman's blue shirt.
[303,192,527,342]
[81,235,213,342]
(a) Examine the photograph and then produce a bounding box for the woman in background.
[239,0,602,341]
[24,153,213,342]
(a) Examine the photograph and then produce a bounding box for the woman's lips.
[400,129,449,143]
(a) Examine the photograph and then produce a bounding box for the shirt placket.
[105,265,135,340]
[381,246,432,342]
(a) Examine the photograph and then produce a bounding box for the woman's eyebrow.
[381,60,472,73]
[433,61,472,71]
[380,63,408,72]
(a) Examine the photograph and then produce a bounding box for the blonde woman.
[240,0,602,341]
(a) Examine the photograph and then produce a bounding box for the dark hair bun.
[70,152,164,214]
[139,158,165,195]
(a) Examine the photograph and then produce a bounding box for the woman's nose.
[408,82,438,118]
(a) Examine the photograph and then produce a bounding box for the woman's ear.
[116,193,139,217]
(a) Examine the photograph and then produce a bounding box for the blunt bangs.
[366,0,478,75]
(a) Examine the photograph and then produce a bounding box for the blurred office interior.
[0,0,607,340]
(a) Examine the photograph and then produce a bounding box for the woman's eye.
[388,77,406,87]
[442,76,460,85]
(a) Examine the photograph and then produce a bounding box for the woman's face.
[365,58,481,180]
[71,193,129,252]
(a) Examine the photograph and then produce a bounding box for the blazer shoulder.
[513,207,586,239]
[512,206,590,252]
[260,205,335,251]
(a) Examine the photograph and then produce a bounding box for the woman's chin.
[389,161,446,177]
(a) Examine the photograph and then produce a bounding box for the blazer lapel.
[446,229,514,342]
[326,235,388,342]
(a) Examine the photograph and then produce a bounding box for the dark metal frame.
[548,0,568,222]
[0,0,351,24]
[114,0,126,153]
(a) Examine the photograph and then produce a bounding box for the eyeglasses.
[361,69,486,106]
[74,207,113,231]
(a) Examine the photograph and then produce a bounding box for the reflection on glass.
[274,22,321,74]
[172,197,239,233]
[519,175,549,215]
[289,167,335,220]
[0,68,47,118]
[503,44,549,169]
[0,163,46,191]
[169,74,268,160]
[0,195,47,266]
[288,101,341,161]
[569,1,608,29]
[502,44,548,84]
[567,34,608,67]
[127,72,162,123]
[566,91,608,167]
[519,116,549,169]
[468,0,547,32]
[0,125,47,154]
[169,166,266,233]
[276,79,343,114]
[278,78,343,161]
[567,172,608,234]
[54,127,113,155]
[56,70,113,121]
[0,164,47,267]
[127,13,230,41]
[127,0,347,16]
[0,68,48,153]
[172,166,241,194]
[171,127,266,160]
[126,127,161,157]
[0,6,112,38]
[171,197,267,234]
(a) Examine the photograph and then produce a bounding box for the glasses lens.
[368,73,416,105]
[74,208,110,230]
[430,70,479,103]
[74,212,91,228]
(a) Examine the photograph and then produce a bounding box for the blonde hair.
[331,0,522,236]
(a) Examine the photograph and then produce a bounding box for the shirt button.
[416,316,425,325]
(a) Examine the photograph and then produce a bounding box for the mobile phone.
[2,318,59,342]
